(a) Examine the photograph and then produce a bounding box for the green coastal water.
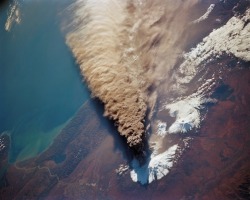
[0,0,89,163]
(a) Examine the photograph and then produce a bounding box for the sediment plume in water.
[66,0,198,150]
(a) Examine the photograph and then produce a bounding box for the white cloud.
[5,0,21,32]
[176,9,250,85]
[192,4,215,24]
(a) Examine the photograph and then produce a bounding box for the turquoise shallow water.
[0,0,89,162]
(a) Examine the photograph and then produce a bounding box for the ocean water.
[0,0,89,162]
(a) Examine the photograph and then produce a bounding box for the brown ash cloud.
[66,0,198,149]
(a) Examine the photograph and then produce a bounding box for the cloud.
[66,0,198,149]
[66,0,149,148]
[5,0,21,32]
[174,8,250,86]
[192,4,215,24]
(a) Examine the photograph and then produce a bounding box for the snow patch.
[156,121,167,136]
[116,164,129,175]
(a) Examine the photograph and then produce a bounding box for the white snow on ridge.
[192,4,215,24]
[130,144,178,184]
[164,78,216,135]
[176,8,250,85]
[166,96,202,134]
[156,121,167,136]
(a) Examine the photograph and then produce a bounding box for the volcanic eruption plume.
[66,0,198,154]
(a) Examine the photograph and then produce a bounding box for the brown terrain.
[0,61,249,199]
